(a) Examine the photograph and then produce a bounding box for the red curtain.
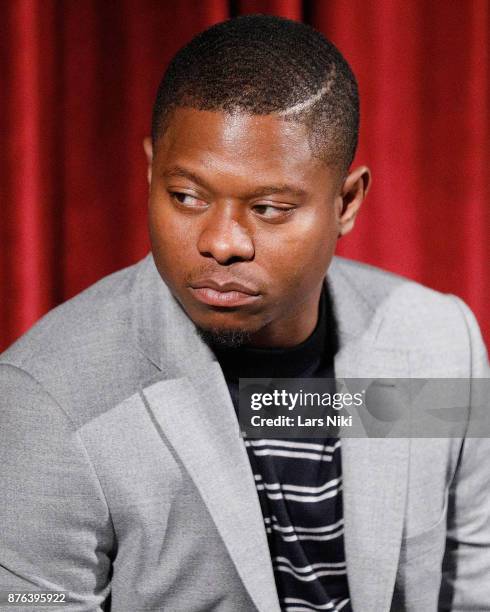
[1,0,489,351]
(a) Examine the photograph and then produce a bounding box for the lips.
[189,277,260,307]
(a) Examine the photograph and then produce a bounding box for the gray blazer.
[1,254,489,612]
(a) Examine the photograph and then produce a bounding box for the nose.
[197,205,254,265]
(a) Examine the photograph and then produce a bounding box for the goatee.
[197,327,251,348]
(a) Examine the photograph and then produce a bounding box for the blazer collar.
[133,253,409,612]
[131,253,217,379]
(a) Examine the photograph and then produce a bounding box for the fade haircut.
[151,15,359,171]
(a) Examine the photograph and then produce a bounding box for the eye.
[170,191,207,208]
[252,203,294,221]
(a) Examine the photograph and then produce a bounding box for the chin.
[196,326,252,348]
[193,309,269,346]
[191,306,264,331]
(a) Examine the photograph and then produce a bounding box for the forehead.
[154,108,336,192]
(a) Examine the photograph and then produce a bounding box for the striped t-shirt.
[212,283,351,612]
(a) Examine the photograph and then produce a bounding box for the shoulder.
[329,256,488,375]
[0,256,157,424]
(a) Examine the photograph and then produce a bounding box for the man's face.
[148,108,367,347]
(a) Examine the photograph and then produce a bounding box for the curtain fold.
[1,0,488,351]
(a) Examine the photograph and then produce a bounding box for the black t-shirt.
[211,283,352,612]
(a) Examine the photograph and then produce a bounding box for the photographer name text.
[247,390,364,428]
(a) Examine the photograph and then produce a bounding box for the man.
[0,15,489,612]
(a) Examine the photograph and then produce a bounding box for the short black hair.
[152,15,359,170]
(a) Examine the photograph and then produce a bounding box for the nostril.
[223,255,249,266]
[199,251,253,265]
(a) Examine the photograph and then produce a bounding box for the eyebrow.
[163,165,308,199]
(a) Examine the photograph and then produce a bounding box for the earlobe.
[338,166,371,237]
[143,137,153,186]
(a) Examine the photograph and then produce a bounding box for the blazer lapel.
[142,363,281,612]
[132,258,281,612]
[335,339,410,612]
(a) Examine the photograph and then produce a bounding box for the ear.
[336,166,371,237]
[143,137,153,185]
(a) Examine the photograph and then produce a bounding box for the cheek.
[259,210,337,290]
[148,205,196,290]
[149,201,194,259]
